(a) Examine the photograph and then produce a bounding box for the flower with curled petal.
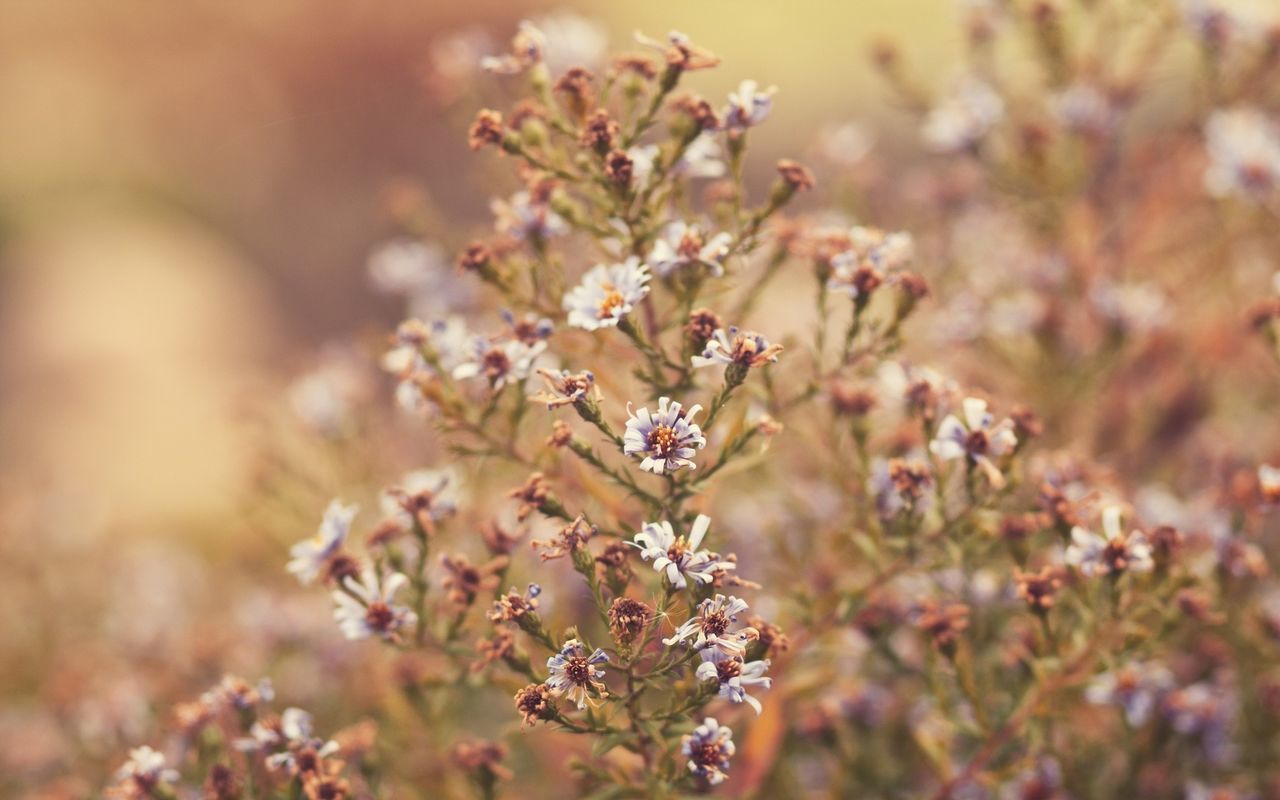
[696,648,772,714]
[691,327,782,371]
[631,514,734,589]
[663,594,757,656]
[648,221,732,278]
[1065,506,1154,578]
[723,80,776,132]
[332,567,417,643]
[623,396,705,474]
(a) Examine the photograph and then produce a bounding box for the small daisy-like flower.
[673,133,727,179]
[691,327,783,371]
[112,746,180,796]
[682,717,735,786]
[623,396,706,474]
[207,675,275,711]
[500,309,554,345]
[288,500,357,585]
[868,457,935,518]
[529,368,598,409]
[491,187,567,241]
[1085,661,1173,726]
[1258,464,1280,506]
[664,594,757,656]
[488,583,542,623]
[1065,506,1154,578]
[332,567,417,643]
[544,639,609,710]
[723,80,777,132]
[929,397,1018,488]
[563,257,651,331]
[631,515,734,588]
[480,20,546,75]
[649,221,733,278]
[922,76,1004,153]
[827,227,914,300]
[1204,107,1280,201]
[451,336,546,390]
[382,468,460,536]
[696,649,772,714]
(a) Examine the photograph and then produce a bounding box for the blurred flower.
[649,221,732,278]
[682,717,735,786]
[288,501,357,585]
[381,468,460,535]
[1052,81,1118,138]
[109,746,179,798]
[530,10,608,73]
[922,76,1004,153]
[1084,661,1173,725]
[366,239,449,297]
[491,187,567,240]
[481,20,547,75]
[672,133,727,179]
[1259,464,1280,506]
[930,397,1018,488]
[544,639,609,710]
[814,121,875,168]
[869,457,934,518]
[1090,279,1168,334]
[451,336,546,390]
[827,227,914,299]
[723,80,777,132]
[1065,506,1154,578]
[1204,108,1280,201]
[563,258,651,331]
[332,568,417,642]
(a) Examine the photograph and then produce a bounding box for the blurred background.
[0,1,963,793]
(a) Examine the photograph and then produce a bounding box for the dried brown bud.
[916,600,970,655]
[452,740,513,782]
[611,53,659,80]
[468,109,506,150]
[670,93,720,130]
[777,159,816,192]
[547,419,574,448]
[458,241,493,274]
[554,67,595,118]
[581,109,619,154]
[608,597,652,645]
[686,308,724,351]
[514,683,556,726]
[1014,566,1063,613]
[604,149,634,186]
[830,382,878,417]
[203,764,239,800]
[896,271,931,301]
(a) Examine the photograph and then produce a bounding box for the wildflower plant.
[97,6,1280,800]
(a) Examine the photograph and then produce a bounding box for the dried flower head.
[608,597,652,645]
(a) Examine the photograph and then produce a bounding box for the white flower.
[815,121,875,168]
[623,396,706,474]
[367,239,449,296]
[648,221,733,278]
[1052,82,1117,137]
[544,638,609,710]
[827,227,914,299]
[530,10,608,73]
[1090,279,1167,334]
[929,397,1018,487]
[868,457,935,518]
[491,189,567,240]
[1065,506,1155,578]
[1085,661,1173,726]
[563,257,651,331]
[664,594,756,656]
[287,500,356,585]
[631,514,734,589]
[696,648,772,714]
[1259,463,1280,505]
[381,467,460,534]
[672,133,727,179]
[1204,107,1280,201]
[481,20,547,75]
[451,336,546,389]
[115,745,180,787]
[922,76,1004,153]
[691,328,782,370]
[723,80,776,132]
[628,144,660,187]
[333,567,417,642]
[682,717,735,785]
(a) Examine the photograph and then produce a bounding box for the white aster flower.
[649,221,733,278]
[664,594,757,656]
[1085,660,1174,726]
[367,239,449,296]
[929,397,1018,488]
[287,500,356,585]
[530,10,608,73]
[491,188,567,240]
[723,80,777,132]
[544,638,609,710]
[631,514,734,589]
[563,257,651,331]
[696,648,772,714]
[481,20,546,75]
[114,745,180,788]
[922,76,1004,153]
[381,467,461,535]
[1204,107,1280,201]
[332,567,417,642]
[672,133,727,179]
[827,227,914,299]
[1065,506,1155,578]
[451,336,546,390]
[623,396,706,474]
[682,717,735,786]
